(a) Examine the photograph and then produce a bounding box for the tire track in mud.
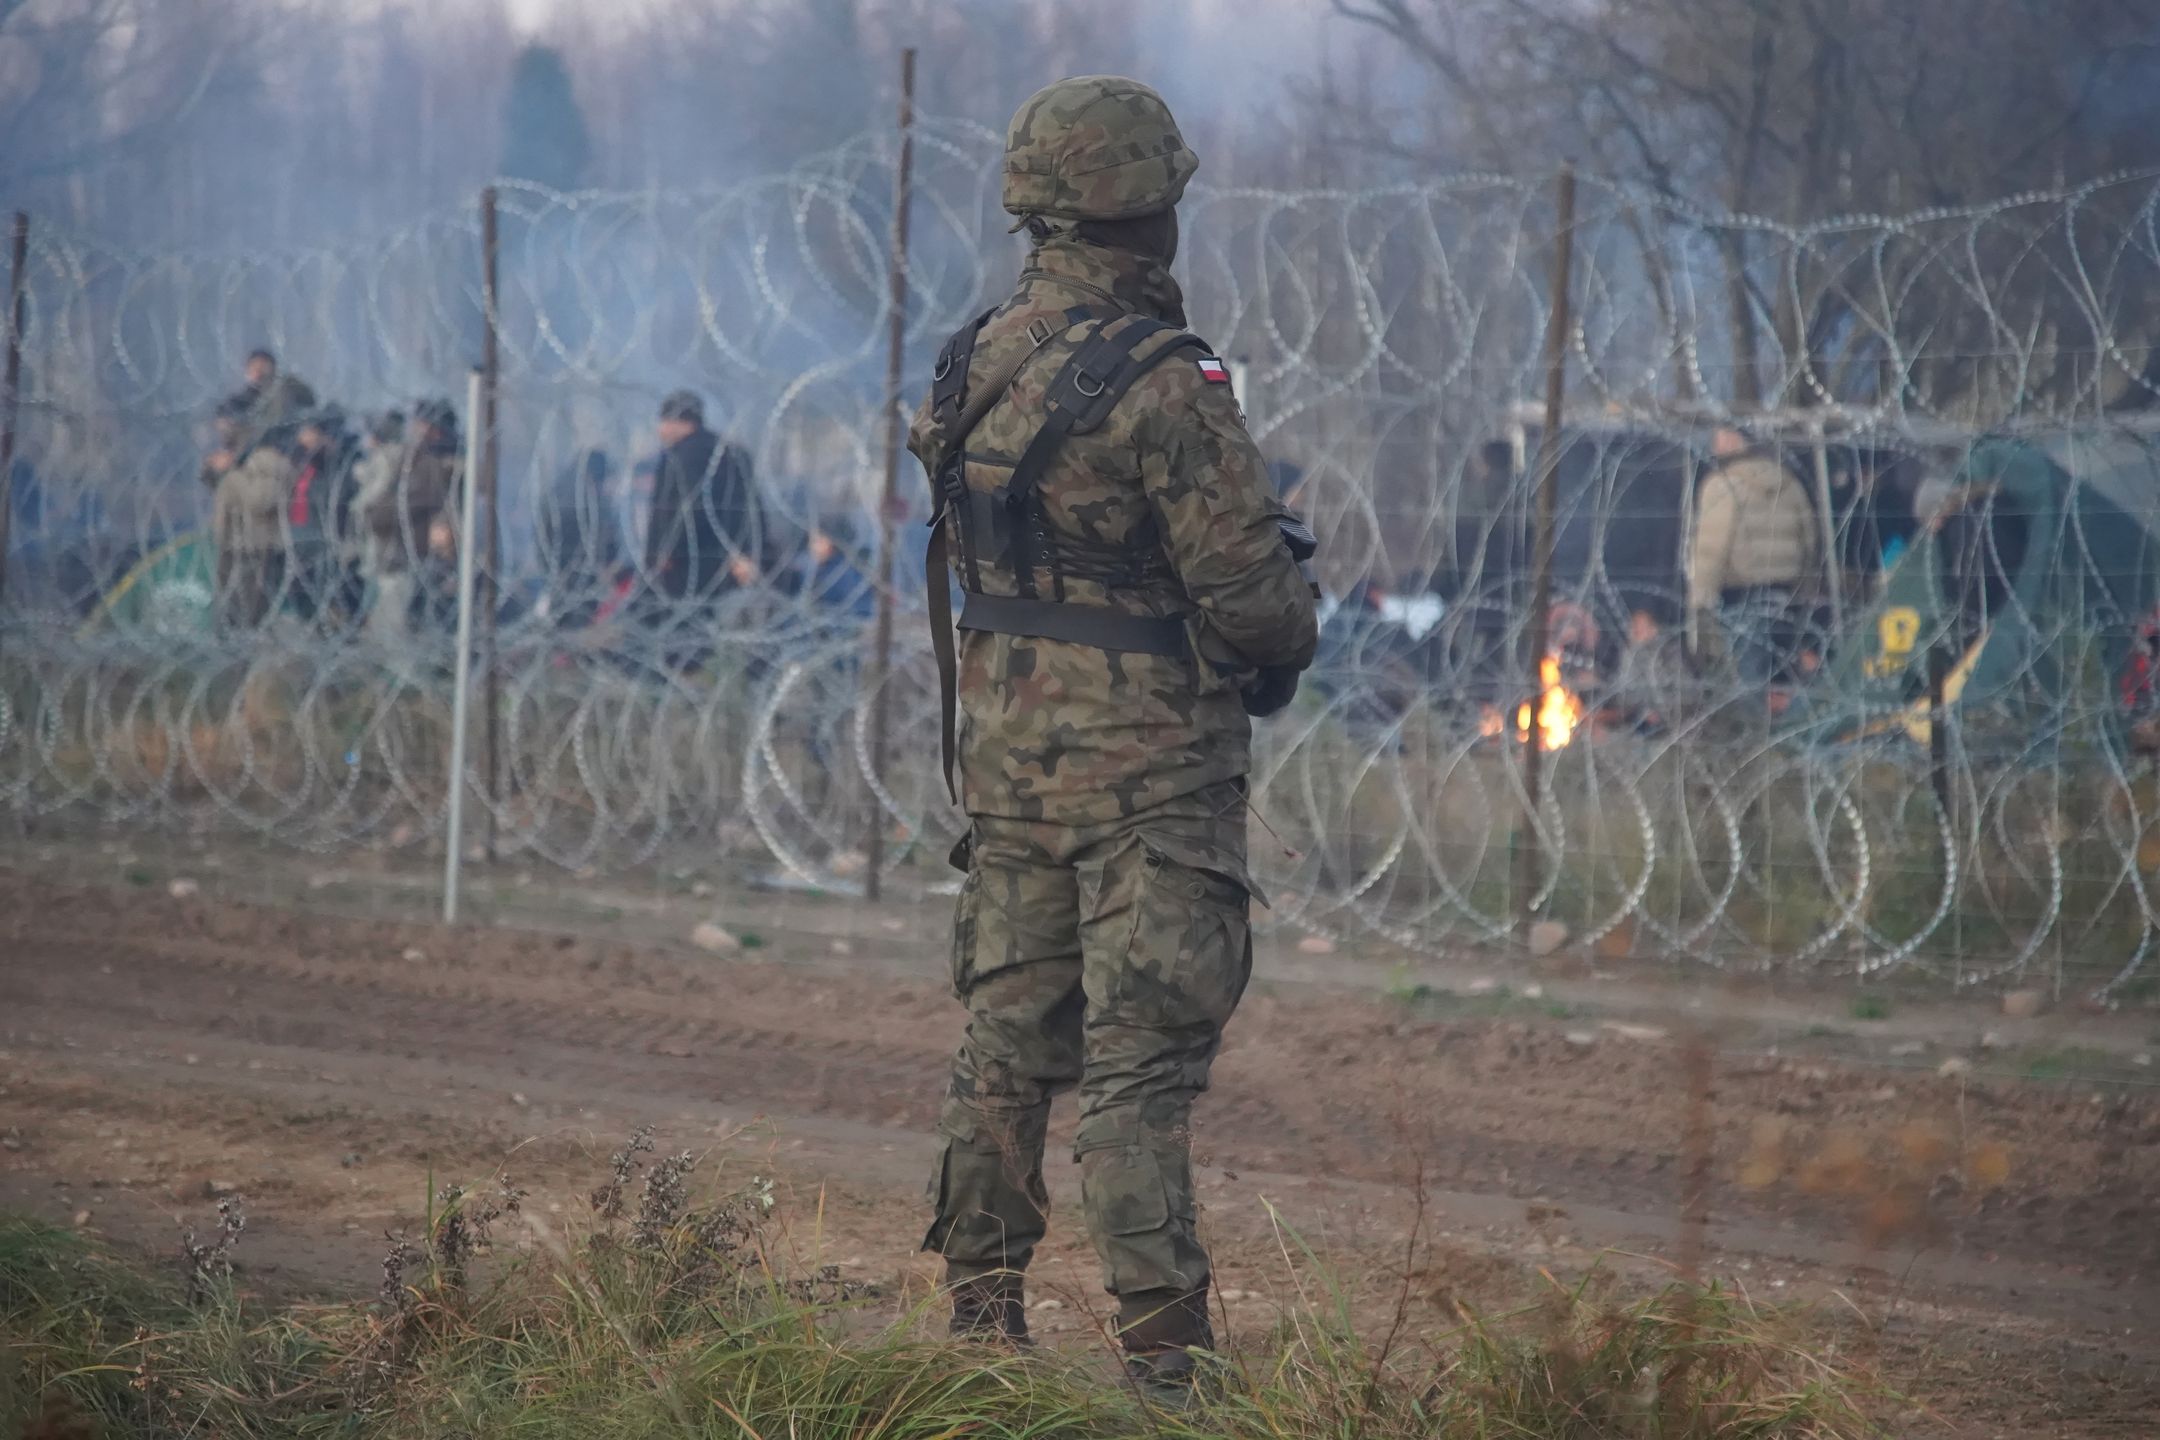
[16,938,952,1131]
[6,874,2158,1316]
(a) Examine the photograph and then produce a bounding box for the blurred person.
[908,76,1316,1393]
[646,389,762,603]
[786,514,876,624]
[235,348,316,449]
[1606,607,1688,733]
[1546,597,1599,692]
[359,399,460,646]
[541,447,627,627]
[2123,609,2160,755]
[346,410,406,634]
[413,508,464,637]
[286,406,360,622]
[623,457,658,567]
[1686,428,1819,688]
[211,422,298,629]
[643,389,761,669]
[198,394,252,494]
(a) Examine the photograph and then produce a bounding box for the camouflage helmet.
[1002,76,1198,225]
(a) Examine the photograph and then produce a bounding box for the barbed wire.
[8,124,2160,1000]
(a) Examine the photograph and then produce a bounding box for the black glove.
[1242,663,1301,717]
[1277,514,1319,593]
[1239,514,1320,716]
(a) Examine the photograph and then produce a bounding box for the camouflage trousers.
[923,779,1253,1323]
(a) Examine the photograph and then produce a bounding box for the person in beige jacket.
[213,427,297,628]
[1687,428,1820,684]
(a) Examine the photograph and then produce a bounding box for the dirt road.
[4,869,2156,1435]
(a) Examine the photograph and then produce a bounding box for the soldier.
[909,76,1319,1394]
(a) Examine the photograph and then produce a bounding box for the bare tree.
[1322,0,2160,418]
[0,1,253,204]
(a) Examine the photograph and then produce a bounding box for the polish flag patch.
[1195,355,1231,384]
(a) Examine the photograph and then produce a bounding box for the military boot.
[1117,1286,1214,1404]
[947,1270,1032,1348]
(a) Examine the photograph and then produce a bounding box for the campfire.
[1479,656,1584,749]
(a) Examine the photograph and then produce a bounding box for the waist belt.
[958,592,1187,657]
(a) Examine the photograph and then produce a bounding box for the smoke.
[0,0,1398,254]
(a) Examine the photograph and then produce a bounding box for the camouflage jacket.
[908,234,1318,825]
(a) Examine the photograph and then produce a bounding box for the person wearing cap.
[643,389,761,658]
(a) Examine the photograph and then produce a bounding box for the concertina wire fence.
[8,116,2160,1002]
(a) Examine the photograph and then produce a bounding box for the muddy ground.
[3,856,2157,1437]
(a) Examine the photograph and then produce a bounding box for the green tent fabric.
[81,533,216,637]
[1812,432,2160,743]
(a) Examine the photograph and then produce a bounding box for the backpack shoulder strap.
[921,307,1077,804]
[998,316,1209,598]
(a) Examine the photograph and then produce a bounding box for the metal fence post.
[0,212,28,615]
[444,368,487,923]
[479,186,503,859]
[1515,165,1576,935]
[864,47,917,904]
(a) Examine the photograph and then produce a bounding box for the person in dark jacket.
[643,390,761,669]
[645,390,761,602]
[287,407,361,623]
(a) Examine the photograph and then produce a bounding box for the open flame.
[1480,657,1584,748]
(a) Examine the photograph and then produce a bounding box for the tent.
[1814,430,2160,742]
[79,532,218,638]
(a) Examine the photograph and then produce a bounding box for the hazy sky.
[490,0,1338,89]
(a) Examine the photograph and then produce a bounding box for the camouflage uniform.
[909,76,1318,1367]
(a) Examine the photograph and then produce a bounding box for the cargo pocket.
[920,1137,957,1254]
[1092,1145,1176,1236]
[949,866,980,1000]
[1120,835,1256,1030]
[1085,1143,1201,1297]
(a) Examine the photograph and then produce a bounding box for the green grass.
[1382,972,1575,1021]
[1847,993,1892,1022]
[2019,1045,2121,1082]
[0,1149,1888,1440]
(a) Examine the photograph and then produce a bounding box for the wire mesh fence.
[8,122,2160,1001]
